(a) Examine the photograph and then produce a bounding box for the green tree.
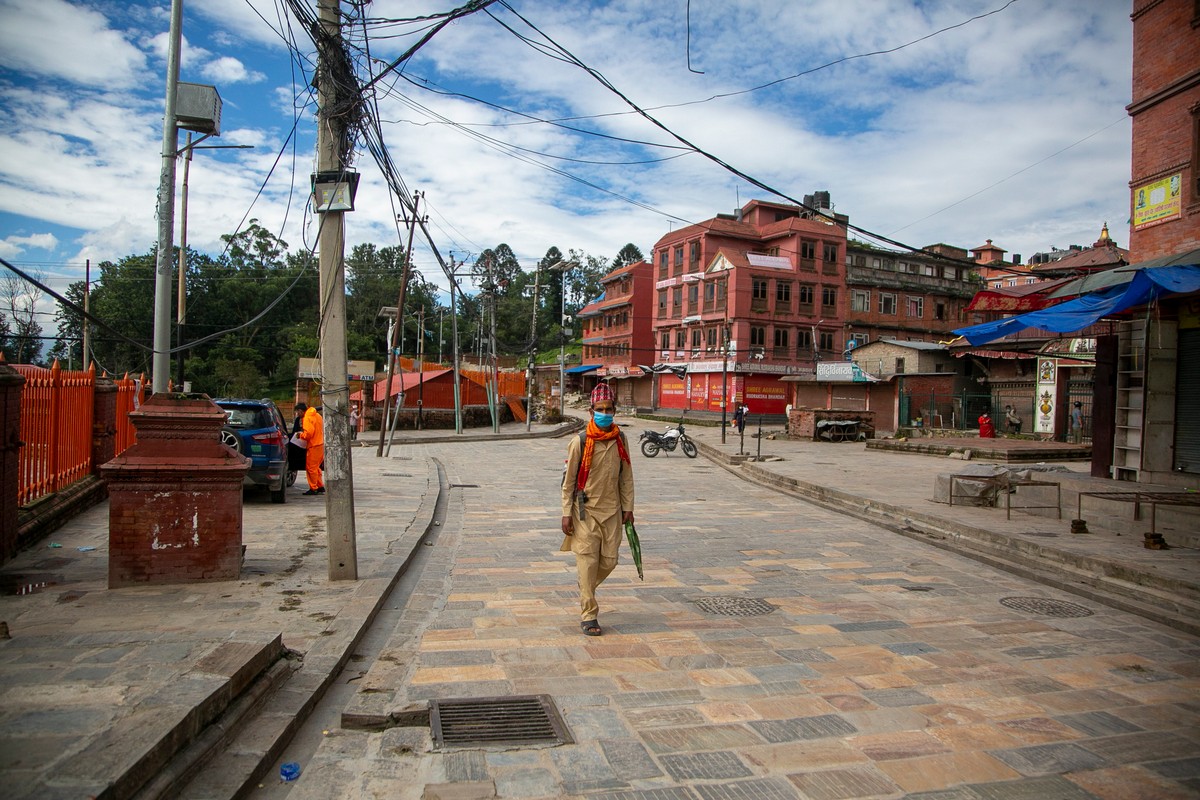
[612,242,644,269]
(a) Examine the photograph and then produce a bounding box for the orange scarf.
[576,418,630,492]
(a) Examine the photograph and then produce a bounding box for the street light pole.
[525,263,540,431]
[560,270,567,417]
[151,0,182,394]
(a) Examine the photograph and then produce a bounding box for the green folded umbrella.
[624,521,644,581]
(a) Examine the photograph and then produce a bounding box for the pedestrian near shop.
[295,402,325,495]
[349,406,359,440]
[1071,401,1084,444]
[560,383,634,637]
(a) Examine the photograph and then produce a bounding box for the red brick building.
[577,260,656,407]
[843,240,978,348]
[1105,0,1200,483]
[649,199,849,415]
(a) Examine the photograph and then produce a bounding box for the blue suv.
[214,398,293,504]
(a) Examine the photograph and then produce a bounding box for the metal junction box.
[176,82,222,135]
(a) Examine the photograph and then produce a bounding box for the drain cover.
[1000,596,1094,618]
[693,596,776,616]
[430,695,572,748]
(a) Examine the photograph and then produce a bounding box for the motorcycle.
[639,416,698,458]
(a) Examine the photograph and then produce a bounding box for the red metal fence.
[14,363,143,507]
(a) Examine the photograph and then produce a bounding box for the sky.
[0,0,1134,336]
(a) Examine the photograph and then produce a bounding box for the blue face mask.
[593,412,614,428]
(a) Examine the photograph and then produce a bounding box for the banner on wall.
[1035,357,1057,435]
[1132,173,1182,230]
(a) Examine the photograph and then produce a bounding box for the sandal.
[581,620,602,637]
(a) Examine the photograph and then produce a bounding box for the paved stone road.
[259,437,1200,800]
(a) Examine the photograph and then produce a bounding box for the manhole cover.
[430,695,572,748]
[1000,596,1094,618]
[693,596,776,616]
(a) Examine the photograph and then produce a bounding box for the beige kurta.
[560,430,635,621]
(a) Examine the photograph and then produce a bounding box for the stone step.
[41,634,284,800]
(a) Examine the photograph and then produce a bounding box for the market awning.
[954,264,1200,345]
[1047,247,1200,299]
[565,364,601,374]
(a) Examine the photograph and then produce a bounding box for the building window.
[689,241,700,264]
[879,293,896,315]
[1193,105,1200,201]
[872,258,881,268]
[704,282,716,302]
[658,250,668,278]
[691,328,702,347]
[657,290,667,311]
[753,279,769,300]
[797,328,812,353]
[774,328,789,348]
[907,296,924,318]
[819,331,835,352]
[822,243,838,263]
[935,302,946,321]
[688,284,699,304]
[750,326,765,347]
[776,282,792,303]
[798,284,814,307]
[851,289,870,312]
[675,330,686,348]
[801,240,816,260]
[821,286,837,310]
[674,246,683,267]
[706,327,718,347]
[661,332,669,350]
[895,357,906,374]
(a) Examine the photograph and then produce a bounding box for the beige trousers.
[561,510,622,622]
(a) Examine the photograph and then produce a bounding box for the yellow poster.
[1132,173,1182,229]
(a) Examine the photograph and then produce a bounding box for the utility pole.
[449,258,463,434]
[416,304,425,430]
[82,259,91,370]
[315,0,356,580]
[151,0,183,394]
[377,191,422,457]
[176,132,193,389]
[487,254,500,432]
[525,263,541,431]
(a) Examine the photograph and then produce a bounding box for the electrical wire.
[489,0,1015,272]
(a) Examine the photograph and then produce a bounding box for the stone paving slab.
[270,431,1200,800]
[0,446,439,800]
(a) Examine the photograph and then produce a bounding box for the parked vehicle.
[214,398,294,504]
[639,416,697,458]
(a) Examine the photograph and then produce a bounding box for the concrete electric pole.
[151,0,183,394]
[315,0,357,580]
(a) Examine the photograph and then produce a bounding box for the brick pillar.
[0,363,25,563]
[92,374,117,472]
[101,393,248,587]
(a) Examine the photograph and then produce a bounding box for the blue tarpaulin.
[565,364,601,374]
[954,265,1200,346]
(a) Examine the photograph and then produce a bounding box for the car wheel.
[271,484,287,504]
[286,469,298,488]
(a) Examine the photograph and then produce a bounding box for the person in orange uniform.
[560,383,634,636]
[295,402,325,495]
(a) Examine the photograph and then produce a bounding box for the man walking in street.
[560,383,634,636]
[295,402,325,495]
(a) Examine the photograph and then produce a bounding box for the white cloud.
[0,0,146,87]
[0,232,58,258]
[200,56,265,84]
